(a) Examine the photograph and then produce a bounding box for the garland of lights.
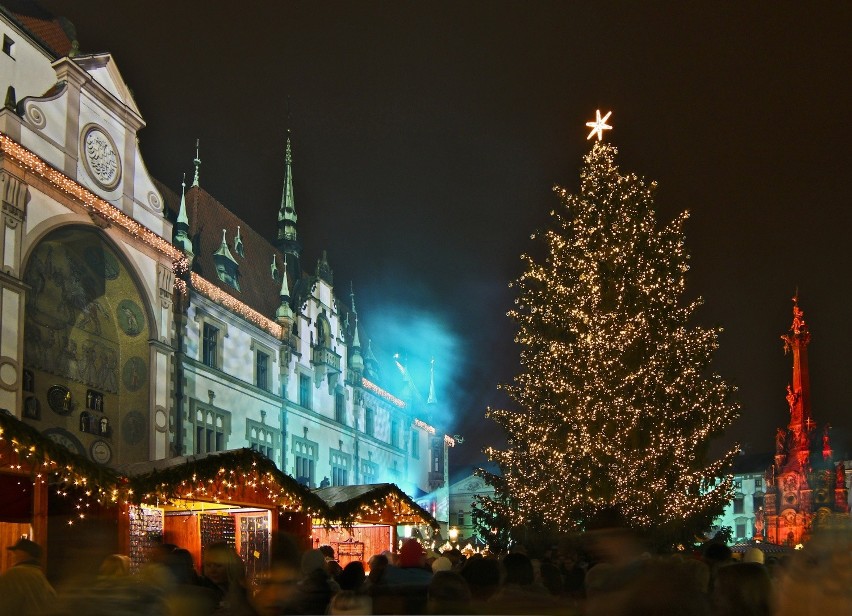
[0,133,184,261]
[413,418,436,434]
[362,377,405,408]
[191,273,283,338]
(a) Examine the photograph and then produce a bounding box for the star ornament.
[586,109,613,141]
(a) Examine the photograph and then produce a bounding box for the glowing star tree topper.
[586,109,613,141]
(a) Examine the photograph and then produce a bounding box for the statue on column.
[776,427,786,455]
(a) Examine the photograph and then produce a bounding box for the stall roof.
[120,448,328,514]
[0,411,121,496]
[313,483,440,530]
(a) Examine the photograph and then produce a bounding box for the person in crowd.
[284,548,340,615]
[431,556,453,574]
[459,556,501,605]
[702,542,733,592]
[328,589,372,615]
[0,538,56,616]
[98,553,131,579]
[489,552,558,614]
[252,533,303,616]
[336,561,366,592]
[427,570,473,615]
[381,539,432,586]
[200,542,257,616]
[364,553,388,590]
[711,561,772,616]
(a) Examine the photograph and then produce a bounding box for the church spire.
[276,255,294,324]
[276,129,301,279]
[192,139,201,187]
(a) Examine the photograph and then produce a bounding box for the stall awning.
[313,483,440,530]
[119,448,328,515]
[0,411,121,499]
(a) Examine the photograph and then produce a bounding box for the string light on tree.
[476,112,740,547]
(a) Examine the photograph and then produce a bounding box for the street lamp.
[449,527,459,546]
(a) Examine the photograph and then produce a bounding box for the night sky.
[36,2,852,466]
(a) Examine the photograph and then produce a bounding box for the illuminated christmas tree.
[482,119,740,545]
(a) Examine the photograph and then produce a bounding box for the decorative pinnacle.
[350,282,357,314]
[177,172,188,225]
[586,109,613,141]
[192,138,201,187]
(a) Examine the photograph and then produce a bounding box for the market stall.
[0,412,122,578]
[120,448,328,581]
[312,483,440,566]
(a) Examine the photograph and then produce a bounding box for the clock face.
[90,439,112,465]
[42,428,85,456]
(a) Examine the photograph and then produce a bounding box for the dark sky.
[37,1,852,466]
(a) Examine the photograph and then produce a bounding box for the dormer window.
[213,229,240,291]
[2,35,14,58]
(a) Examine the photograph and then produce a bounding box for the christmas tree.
[481,127,740,545]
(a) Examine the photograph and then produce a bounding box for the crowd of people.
[0,523,850,615]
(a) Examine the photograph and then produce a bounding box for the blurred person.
[382,538,432,586]
[431,556,453,573]
[364,553,388,589]
[0,538,56,616]
[318,545,335,561]
[252,534,302,616]
[337,561,366,591]
[459,556,501,603]
[711,561,772,616]
[774,523,852,616]
[489,552,558,614]
[285,548,339,615]
[98,553,130,579]
[328,589,372,615]
[427,570,473,615]
[200,542,257,615]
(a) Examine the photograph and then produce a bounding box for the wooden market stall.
[0,412,123,579]
[119,448,328,581]
[311,483,440,566]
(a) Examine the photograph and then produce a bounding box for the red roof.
[4,0,74,58]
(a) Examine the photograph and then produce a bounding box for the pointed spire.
[174,173,194,261]
[280,255,291,299]
[427,358,437,405]
[192,138,201,187]
[271,254,279,280]
[234,225,243,256]
[278,132,297,225]
[276,255,294,323]
[177,172,188,224]
[350,282,362,349]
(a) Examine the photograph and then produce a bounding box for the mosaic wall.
[22,226,151,465]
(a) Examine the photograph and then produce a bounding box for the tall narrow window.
[256,351,269,390]
[365,408,375,436]
[411,431,419,458]
[299,374,311,409]
[457,509,465,527]
[202,323,219,368]
[391,420,399,448]
[335,392,345,424]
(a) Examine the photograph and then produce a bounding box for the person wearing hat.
[0,537,56,616]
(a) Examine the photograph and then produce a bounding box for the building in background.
[0,2,449,518]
